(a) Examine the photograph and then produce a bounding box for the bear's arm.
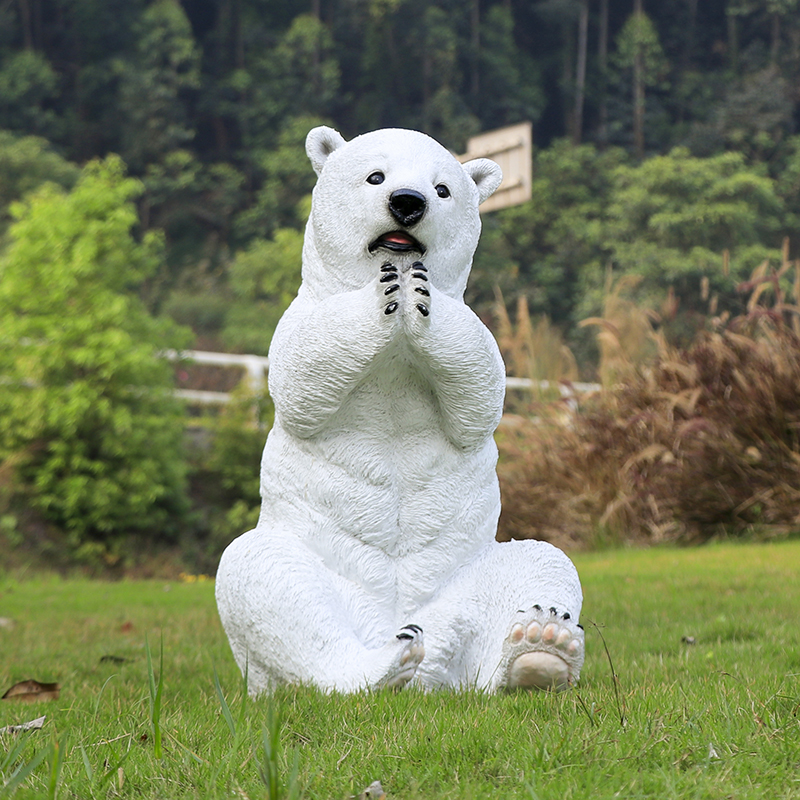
[268,289,391,438]
[409,290,506,450]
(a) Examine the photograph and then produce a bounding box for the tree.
[223,221,305,354]
[116,0,201,170]
[0,50,60,139]
[579,147,786,335]
[472,139,627,328]
[684,65,794,160]
[236,13,340,153]
[0,130,79,235]
[611,7,668,156]
[572,0,589,144]
[478,5,545,134]
[0,156,190,546]
[233,114,324,243]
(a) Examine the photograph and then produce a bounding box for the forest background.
[1,0,799,570]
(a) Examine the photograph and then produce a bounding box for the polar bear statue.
[215,126,585,693]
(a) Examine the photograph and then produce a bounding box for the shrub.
[0,156,191,547]
[184,384,270,570]
[497,268,800,546]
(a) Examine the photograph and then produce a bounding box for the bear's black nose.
[388,189,426,227]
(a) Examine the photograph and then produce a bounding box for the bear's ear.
[306,126,346,176]
[462,158,503,205]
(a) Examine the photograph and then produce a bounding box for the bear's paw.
[498,606,585,691]
[378,624,425,690]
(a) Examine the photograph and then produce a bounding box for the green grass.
[2,541,800,798]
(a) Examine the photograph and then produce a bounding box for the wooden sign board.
[457,121,532,213]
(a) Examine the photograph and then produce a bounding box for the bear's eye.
[435,184,450,199]
[367,171,385,185]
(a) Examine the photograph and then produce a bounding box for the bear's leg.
[410,538,584,692]
[216,528,424,693]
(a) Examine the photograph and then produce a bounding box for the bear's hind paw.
[499,606,584,692]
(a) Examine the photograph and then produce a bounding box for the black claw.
[577,624,584,631]
[403,624,423,634]
[412,272,428,281]
[385,302,398,315]
[416,303,429,317]
[411,261,427,271]
[384,284,400,295]
[396,632,413,640]
[533,604,542,611]
[563,612,571,620]
[381,263,395,271]
[380,273,398,282]
[549,607,557,614]
[414,287,430,296]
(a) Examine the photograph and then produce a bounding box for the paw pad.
[500,606,584,691]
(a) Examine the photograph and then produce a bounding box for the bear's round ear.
[462,158,503,205]
[306,126,346,176]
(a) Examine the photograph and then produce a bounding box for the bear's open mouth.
[369,231,426,255]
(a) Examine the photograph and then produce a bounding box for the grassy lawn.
[2,540,800,799]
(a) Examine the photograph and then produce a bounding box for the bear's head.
[302,126,502,300]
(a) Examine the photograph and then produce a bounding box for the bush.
[0,156,191,547]
[184,384,270,570]
[497,275,800,546]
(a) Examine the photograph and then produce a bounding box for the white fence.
[168,350,599,406]
[165,349,270,405]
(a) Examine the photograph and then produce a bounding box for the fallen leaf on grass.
[119,621,134,633]
[2,680,60,702]
[100,655,132,664]
[0,715,46,734]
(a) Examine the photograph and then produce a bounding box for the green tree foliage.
[598,148,783,284]
[476,141,786,351]
[0,0,798,367]
[234,115,325,242]
[685,66,794,159]
[478,5,546,134]
[223,223,305,355]
[0,50,60,138]
[0,131,79,235]
[472,140,627,326]
[608,10,670,154]
[116,0,201,170]
[0,157,190,545]
[576,147,786,343]
[416,5,480,148]
[142,149,246,285]
[235,14,341,153]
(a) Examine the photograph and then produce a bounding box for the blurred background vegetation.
[1,0,800,570]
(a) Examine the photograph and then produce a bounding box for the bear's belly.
[259,374,500,563]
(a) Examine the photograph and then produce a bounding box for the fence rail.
[166,349,270,405]
[168,349,600,406]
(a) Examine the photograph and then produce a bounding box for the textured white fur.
[215,127,584,693]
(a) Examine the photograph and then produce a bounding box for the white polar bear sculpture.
[216,126,585,693]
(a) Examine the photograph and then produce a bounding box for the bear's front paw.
[379,623,425,690]
[378,260,432,321]
[380,261,401,315]
[410,261,430,317]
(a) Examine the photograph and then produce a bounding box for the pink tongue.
[384,233,412,244]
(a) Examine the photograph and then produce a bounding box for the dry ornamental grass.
[497,259,800,547]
